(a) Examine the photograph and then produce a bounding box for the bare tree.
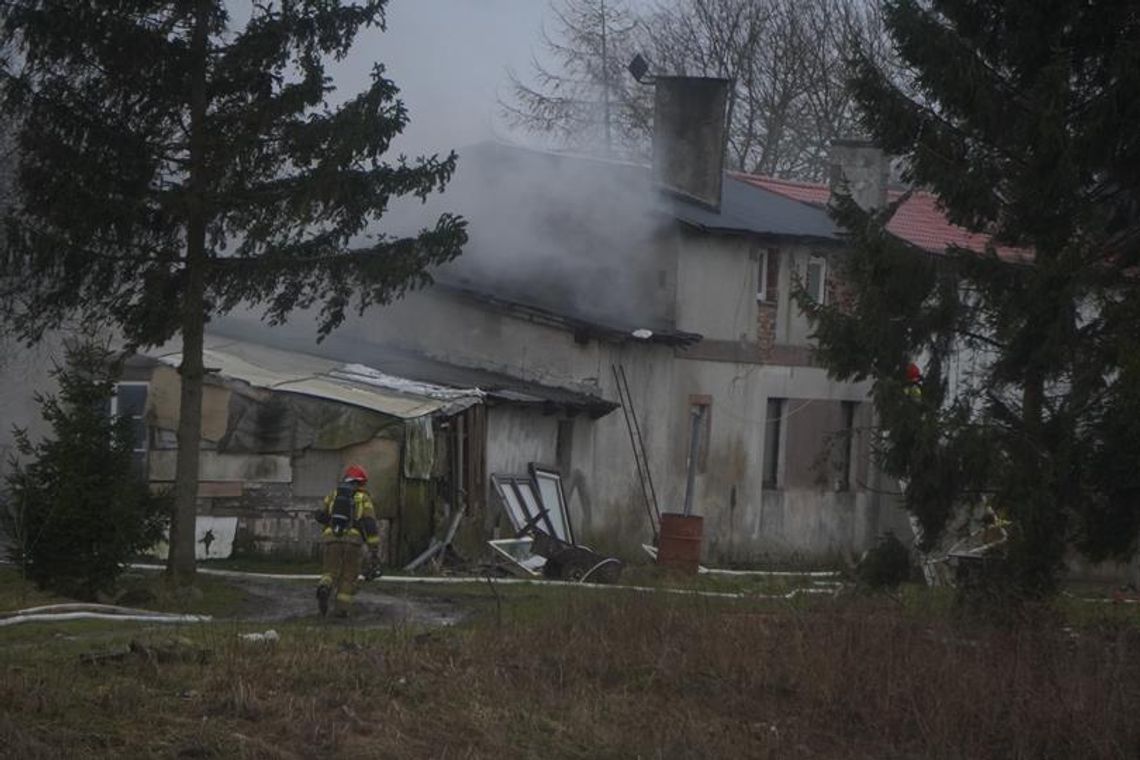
[502,0,649,158]
[642,0,772,171]
[645,0,890,180]
[504,0,892,180]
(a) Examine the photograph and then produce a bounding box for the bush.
[2,342,169,600]
[856,531,913,590]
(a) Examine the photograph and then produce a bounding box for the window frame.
[111,381,149,468]
[757,247,779,304]
[805,255,827,305]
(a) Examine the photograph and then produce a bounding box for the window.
[111,382,149,471]
[805,256,826,304]
[688,394,712,473]
[762,397,784,489]
[757,247,779,303]
[556,418,575,474]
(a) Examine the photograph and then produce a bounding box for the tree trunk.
[167,0,210,584]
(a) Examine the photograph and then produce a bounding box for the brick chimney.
[829,139,887,211]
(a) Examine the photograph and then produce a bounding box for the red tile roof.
[733,173,1029,262]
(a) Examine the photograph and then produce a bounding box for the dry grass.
[1,587,1139,759]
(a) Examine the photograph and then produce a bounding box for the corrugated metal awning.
[146,336,483,420]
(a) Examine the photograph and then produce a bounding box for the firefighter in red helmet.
[905,362,923,400]
[314,464,380,617]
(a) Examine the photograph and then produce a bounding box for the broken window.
[531,464,573,545]
[112,382,149,472]
[762,397,784,489]
[805,256,826,304]
[491,469,573,544]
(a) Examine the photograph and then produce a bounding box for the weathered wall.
[571,342,909,564]
[674,234,759,343]
[0,332,74,484]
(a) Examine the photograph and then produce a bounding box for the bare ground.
[222,574,467,629]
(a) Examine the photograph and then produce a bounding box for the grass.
[2,567,1140,759]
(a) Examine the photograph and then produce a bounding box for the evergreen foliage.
[0,1,467,579]
[2,342,170,601]
[805,1,1140,598]
[855,531,912,591]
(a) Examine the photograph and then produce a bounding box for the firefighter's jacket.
[317,487,381,547]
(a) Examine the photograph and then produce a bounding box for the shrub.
[856,531,913,590]
[2,342,169,600]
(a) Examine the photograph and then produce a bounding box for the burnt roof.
[436,280,702,348]
[207,320,619,418]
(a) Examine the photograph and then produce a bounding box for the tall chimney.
[652,76,731,211]
[829,139,887,211]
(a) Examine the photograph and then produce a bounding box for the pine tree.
[3,341,170,601]
[0,1,467,583]
[806,1,1140,598]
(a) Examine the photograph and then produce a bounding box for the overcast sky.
[322,0,551,158]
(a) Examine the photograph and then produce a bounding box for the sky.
[326,0,554,158]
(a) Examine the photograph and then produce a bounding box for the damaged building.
[0,80,978,568]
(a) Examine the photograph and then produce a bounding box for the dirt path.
[225,574,468,629]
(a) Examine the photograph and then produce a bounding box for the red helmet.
[343,465,368,483]
[905,363,922,383]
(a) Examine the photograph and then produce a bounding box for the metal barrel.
[656,513,704,575]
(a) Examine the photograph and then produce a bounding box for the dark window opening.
[112,382,148,473]
[838,401,857,492]
[763,397,784,489]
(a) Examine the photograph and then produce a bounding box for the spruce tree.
[3,342,169,601]
[806,1,1140,598]
[0,1,467,582]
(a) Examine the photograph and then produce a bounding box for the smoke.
[380,140,678,330]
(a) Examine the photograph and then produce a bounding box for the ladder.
[612,364,661,542]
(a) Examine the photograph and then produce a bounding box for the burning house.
[0,78,922,568]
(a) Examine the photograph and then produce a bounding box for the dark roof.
[208,320,619,418]
[666,174,842,242]
[351,343,619,418]
[462,141,843,242]
[436,280,702,348]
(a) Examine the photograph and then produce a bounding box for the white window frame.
[806,255,827,305]
[757,248,769,302]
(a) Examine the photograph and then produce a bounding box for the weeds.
[2,575,1139,758]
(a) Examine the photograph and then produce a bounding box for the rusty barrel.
[656,513,704,574]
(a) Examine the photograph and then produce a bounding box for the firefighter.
[315,464,380,617]
[904,362,923,400]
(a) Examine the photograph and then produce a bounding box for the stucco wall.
[674,234,760,342]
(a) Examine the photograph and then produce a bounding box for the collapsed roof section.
[145,336,483,420]
[146,332,619,420]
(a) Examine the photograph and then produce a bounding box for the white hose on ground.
[0,603,196,620]
[127,563,839,600]
[0,611,212,627]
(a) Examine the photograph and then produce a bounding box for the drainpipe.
[682,406,704,517]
